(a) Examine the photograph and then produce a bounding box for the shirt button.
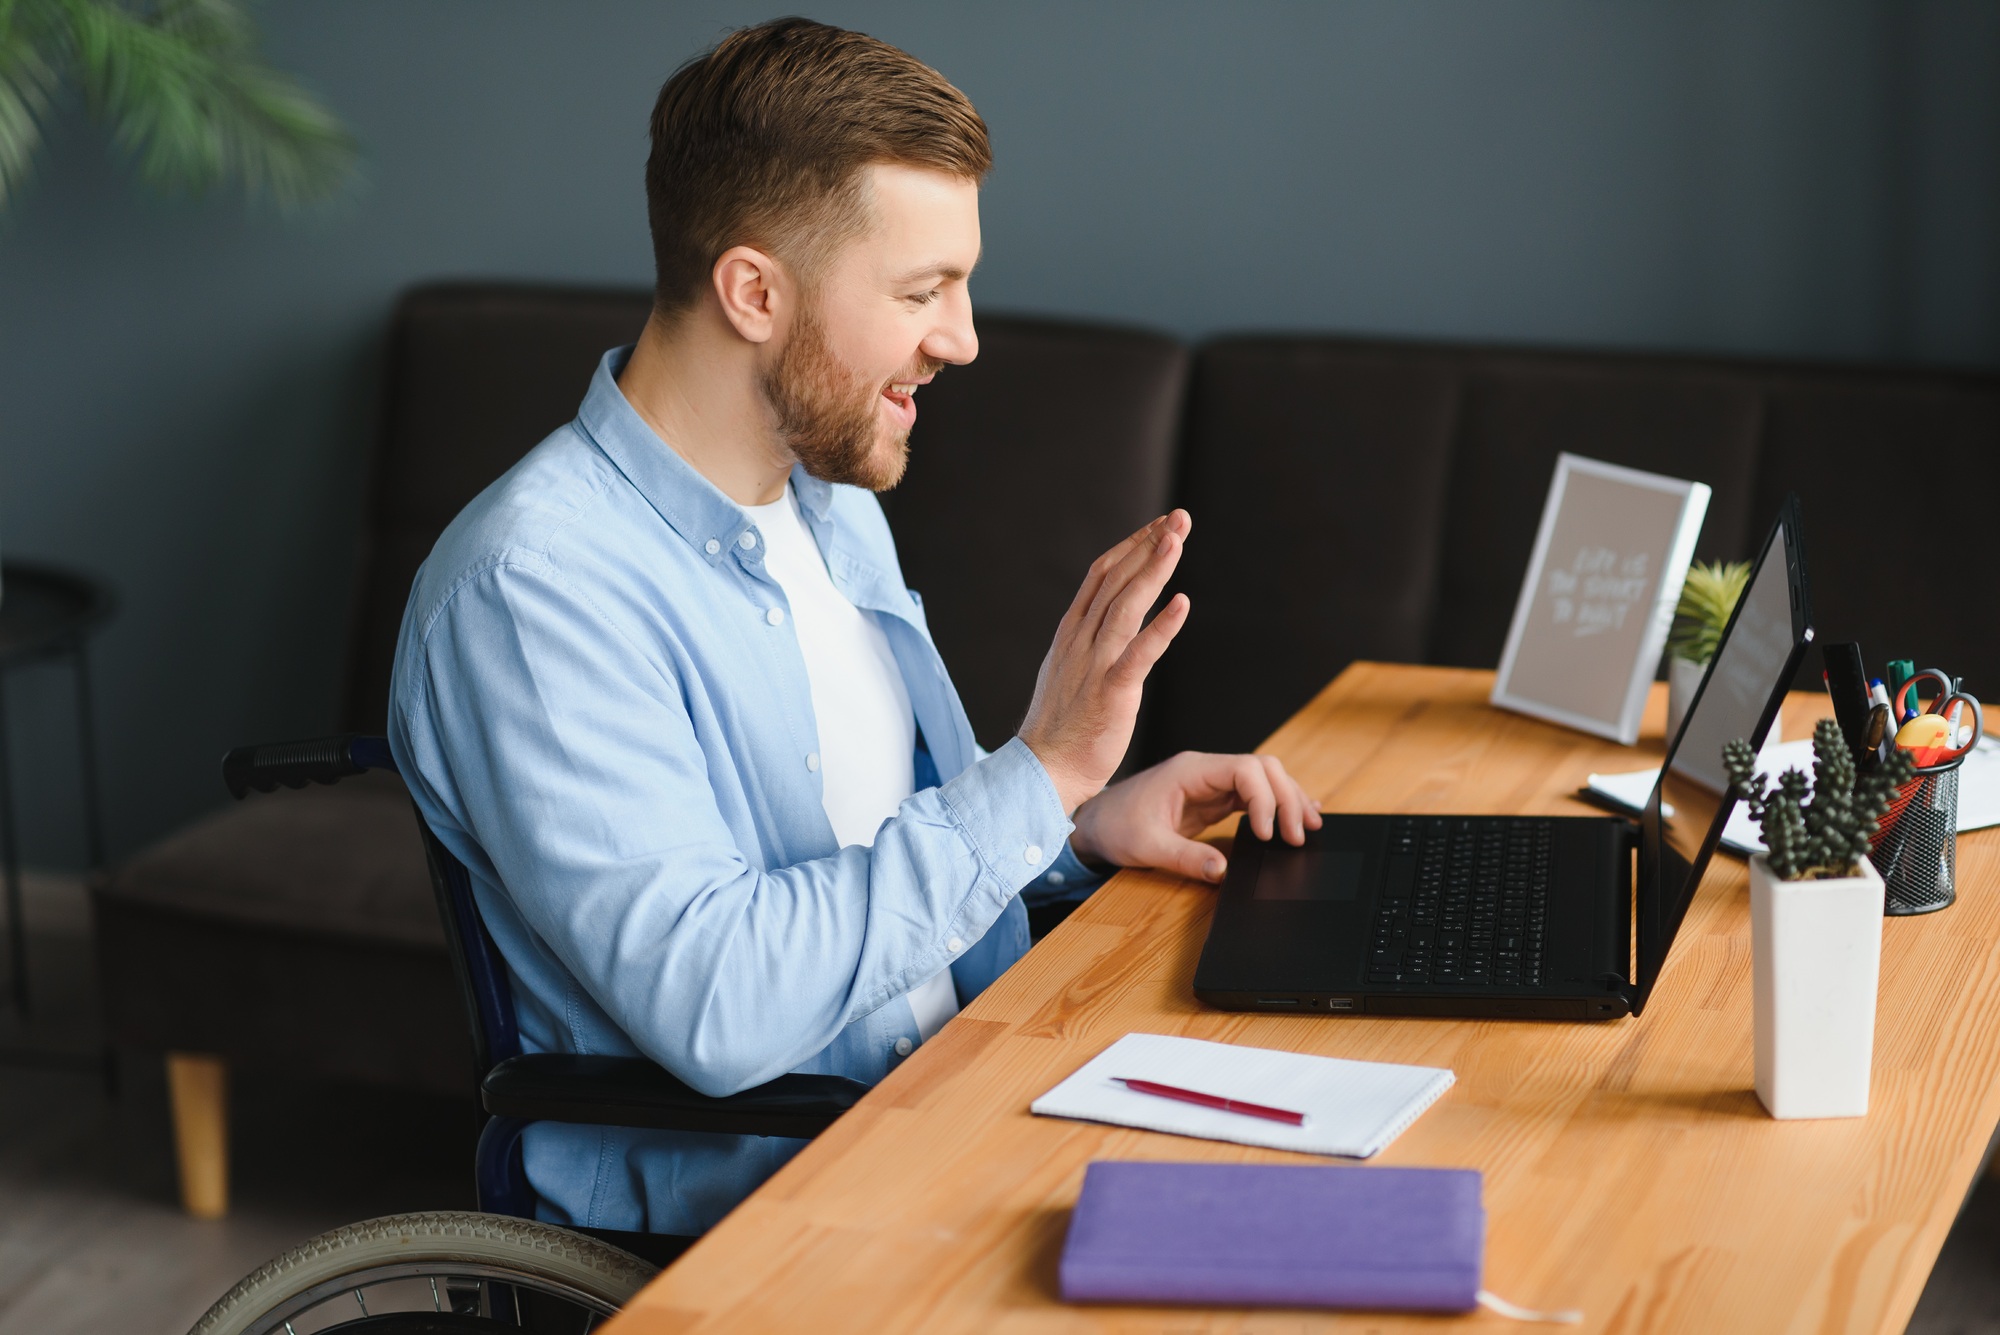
[806,752,820,772]
[738,530,757,550]
[894,1037,914,1057]
[1023,844,1043,865]
[947,936,965,953]
[1047,870,1066,886]
[765,606,785,626]
[704,538,721,555]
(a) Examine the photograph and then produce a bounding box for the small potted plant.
[1665,560,1751,743]
[1723,720,1914,1119]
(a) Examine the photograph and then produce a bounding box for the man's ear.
[711,245,788,345]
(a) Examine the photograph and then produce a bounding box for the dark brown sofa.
[92,282,1999,1216]
[1149,338,2000,757]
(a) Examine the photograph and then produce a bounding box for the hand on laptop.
[1069,751,1321,884]
[1018,508,1320,884]
[1020,510,1194,815]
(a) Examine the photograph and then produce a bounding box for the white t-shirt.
[742,486,961,1042]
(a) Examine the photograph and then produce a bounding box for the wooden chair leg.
[166,1051,229,1219]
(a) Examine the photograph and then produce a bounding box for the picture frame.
[1490,453,1711,745]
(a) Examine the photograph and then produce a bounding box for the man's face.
[761,163,981,491]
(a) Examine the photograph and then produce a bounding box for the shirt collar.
[790,465,834,523]
[575,347,758,568]
[574,347,884,593]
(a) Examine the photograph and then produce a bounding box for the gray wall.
[2,1,1995,865]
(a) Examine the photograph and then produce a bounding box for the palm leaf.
[60,0,356,210]
[0,0,62,209]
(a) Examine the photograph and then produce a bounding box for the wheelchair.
[187,736,869,1334]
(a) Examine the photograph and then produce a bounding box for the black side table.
[0,561,114,1014]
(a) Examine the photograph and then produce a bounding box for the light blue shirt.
[389,348,1097,1234]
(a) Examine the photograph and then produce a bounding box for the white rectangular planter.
[1750,853,1884,1119]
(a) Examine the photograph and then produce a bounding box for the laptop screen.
[1635,498,1812,1008]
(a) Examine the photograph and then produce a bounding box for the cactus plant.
[1723,719,1915,880]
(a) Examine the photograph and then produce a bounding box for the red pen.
[1112,1077,1308,1127]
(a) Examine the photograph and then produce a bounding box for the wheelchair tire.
[188,1211,658,1335]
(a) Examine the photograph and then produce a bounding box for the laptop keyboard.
[1368,817,1553,988]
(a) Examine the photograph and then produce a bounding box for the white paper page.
[1586,734,2000,855]
[1029,1032,1454,1158]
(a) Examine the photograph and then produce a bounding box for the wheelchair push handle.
[222,733,397,799]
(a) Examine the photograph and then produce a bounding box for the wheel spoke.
[188,1212,644,1331]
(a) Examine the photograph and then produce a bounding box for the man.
[390,18,1318,1237]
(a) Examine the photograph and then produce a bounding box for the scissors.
[1893,669,1984,767]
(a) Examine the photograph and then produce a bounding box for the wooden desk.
[608,663,2000,1334]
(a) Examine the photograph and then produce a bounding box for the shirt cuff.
[1020,840,1104,908]
[936,736,1075,896]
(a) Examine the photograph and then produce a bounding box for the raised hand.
[1069,751,1323,884]
[1018,510,1193,814]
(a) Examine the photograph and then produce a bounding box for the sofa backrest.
[348,284,1998,775]
[1145,335,2000,759]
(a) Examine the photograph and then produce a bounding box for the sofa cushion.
[883,314,1188,750]
[94,770,439,948]
[91,772,468,1092]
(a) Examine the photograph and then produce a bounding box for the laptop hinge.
[1612,821,1641,1013]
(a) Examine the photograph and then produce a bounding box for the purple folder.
[1059,1161,1484,1311]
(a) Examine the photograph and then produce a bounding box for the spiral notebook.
[1030,1033,1455,1158]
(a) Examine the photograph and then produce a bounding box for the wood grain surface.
[605,663,2000,1335]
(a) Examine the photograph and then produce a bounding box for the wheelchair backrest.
[415,812,524,1076]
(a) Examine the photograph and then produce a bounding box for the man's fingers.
[1081,521,1176,639]
[1059,521,1150,633]
[1234,754,1279,841]
[1067,512,1182,629]
[1109,592,1189,687]
[1164,835,1228,884]
[1260,754,1314,845]
[1079,511,1190,638]
[1097,527,1184,645]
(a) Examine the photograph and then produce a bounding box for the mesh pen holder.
[1871,758,1961,916]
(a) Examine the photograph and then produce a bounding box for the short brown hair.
[645,18,991,317]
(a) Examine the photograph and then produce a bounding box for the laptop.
[1193,495,1813,1021]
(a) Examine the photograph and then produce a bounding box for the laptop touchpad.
[1252,844,1365,901]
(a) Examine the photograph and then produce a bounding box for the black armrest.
[222,734,397,799]
[481,1053,869,1139]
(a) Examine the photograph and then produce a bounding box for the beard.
[759,305,937,493]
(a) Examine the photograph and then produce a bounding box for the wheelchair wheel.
[188,1212,658,1335]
